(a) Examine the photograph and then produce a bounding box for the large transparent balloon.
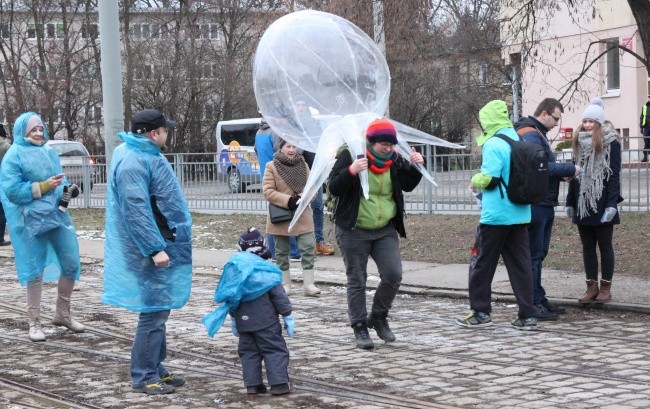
[253,10,464,232]
[253,9,390,152]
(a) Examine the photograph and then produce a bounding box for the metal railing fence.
[70,144,650,214]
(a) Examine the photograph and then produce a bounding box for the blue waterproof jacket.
[101,131,192,312]
[0,112,80,286]
[202,251,282,337]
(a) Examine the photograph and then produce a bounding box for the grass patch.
[71,208,649,278]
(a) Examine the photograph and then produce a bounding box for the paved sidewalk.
[7,237,646,313]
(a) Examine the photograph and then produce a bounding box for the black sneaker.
[533,304,558,321]
[511,317,537,330]
[0,240,10,246]
[455,311,492,328]
[247,384,267,394]
[132,380,175,395]
[367,313,396,342]
[270,383,291,395]
[543,301,566,315]
[161,373,186,387]
[352,322,374,349]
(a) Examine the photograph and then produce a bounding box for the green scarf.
[366,143,397,174]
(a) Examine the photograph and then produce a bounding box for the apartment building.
[501,0,648,154]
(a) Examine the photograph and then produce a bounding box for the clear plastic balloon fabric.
[253,9,390,152]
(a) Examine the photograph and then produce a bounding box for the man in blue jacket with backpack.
[456,100,538,330]
[515,98,580,321]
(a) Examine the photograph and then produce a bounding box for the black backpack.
[493,133,548,205]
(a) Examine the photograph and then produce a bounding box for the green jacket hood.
[476,100,513,146]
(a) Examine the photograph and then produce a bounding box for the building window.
[81,24,98,39]
[132,24,152,39]
[87,106,101,122]
[0,23,10,38]
[478,63,489,86]
[192,24,218,39]
[135,64,155,80]
[45,23,64,39]
[27,23,37,39]
[605,39,620,91]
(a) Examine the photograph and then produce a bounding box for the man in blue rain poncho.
[102,109,192,395]
[0,112,85,342]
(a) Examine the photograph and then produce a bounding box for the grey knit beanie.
[582,103,605,125]
[589,97,604,109]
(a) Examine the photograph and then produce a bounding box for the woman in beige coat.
[263,138,320,296]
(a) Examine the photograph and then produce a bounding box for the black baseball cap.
[131,109,176,134]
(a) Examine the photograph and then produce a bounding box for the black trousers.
[577,224,615,281]
[469,224,536,319]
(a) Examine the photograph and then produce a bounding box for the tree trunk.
[628,0,650,76]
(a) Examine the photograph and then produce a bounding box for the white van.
[215,115,340,193]
[215,118,262,193]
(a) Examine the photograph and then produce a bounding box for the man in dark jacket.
[0,123,11,246]
[640,97,650,162]
[515,98,580,320]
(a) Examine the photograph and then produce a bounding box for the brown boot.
[595,280,612,303]
[578,279,599,305]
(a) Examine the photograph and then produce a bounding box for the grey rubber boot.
[27,277,45,342]
[302,270,321,296]
[282,270,291,295]
[51,277,85,333]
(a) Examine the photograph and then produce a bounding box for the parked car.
[45,140,96,192]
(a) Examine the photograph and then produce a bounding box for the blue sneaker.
[455,311,492,328]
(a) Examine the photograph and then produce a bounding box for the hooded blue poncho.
[202,251,282,337]
[0,112,80,286]
[101,131,192,312]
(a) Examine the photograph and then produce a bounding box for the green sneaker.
[132,380,175,395]
[161,373,186,387]
[455,311,492,328]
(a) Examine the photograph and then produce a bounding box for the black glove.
[287,195,300,210]
[69,184,80,198]
[58,185,71,212]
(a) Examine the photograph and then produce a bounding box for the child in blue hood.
[202,227,294,396]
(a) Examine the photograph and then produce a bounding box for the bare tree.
[0,0,102,148]
[501,0,650,102]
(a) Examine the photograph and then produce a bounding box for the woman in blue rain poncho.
[102,109,192,395]
[0,112,85,342]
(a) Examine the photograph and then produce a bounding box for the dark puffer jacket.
[514,116,576,207]
[566,136,621,226]
[327,149,422,238]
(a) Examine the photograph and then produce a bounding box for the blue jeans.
[528,206,555,305]
[268,234,300,259]
[311,190,324,243]
[131,310,170,388]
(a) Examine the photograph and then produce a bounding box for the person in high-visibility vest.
[640,97,650,162]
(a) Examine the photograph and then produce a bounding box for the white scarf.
[576,123,618,219]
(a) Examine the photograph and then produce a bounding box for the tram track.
[1,291,648,408]
[0,302,457,409]
[0,374,104,409]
